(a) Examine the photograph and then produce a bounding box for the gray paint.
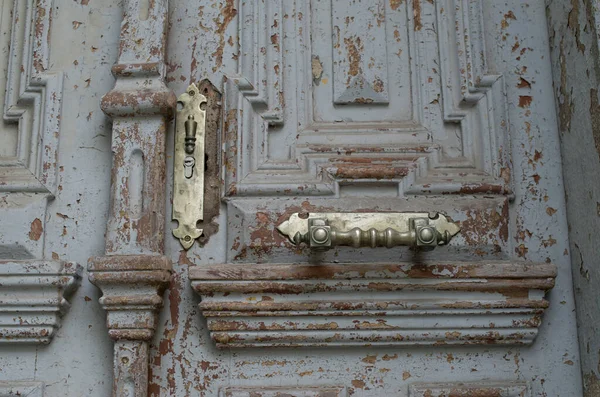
[546,0,600,395]
[0,0,586,395]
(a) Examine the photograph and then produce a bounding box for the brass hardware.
[277,212,460,252]
[183,115,197,179]
[184,115,197,154]
[172,83,207,249]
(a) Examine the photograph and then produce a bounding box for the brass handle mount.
[277,212,461,252]
[172,83,207,250]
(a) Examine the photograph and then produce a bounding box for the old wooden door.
[0,0,584,396]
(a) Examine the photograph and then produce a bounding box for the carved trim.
[220,387,347,397]
[431,0,510,192]
[0,260,81,344]
[229,0,284,125]
[0,0,63,193]
[88,0,174,394]
[224,196,510,264]
[88,255,171,341]
[409,382,530,397]
[223,0,509,197]
[0,381,44,396]
[190,261,556,348]
[0,4,77,334]
[88,255,171,396]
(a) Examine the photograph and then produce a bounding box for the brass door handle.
[277,212,460,252]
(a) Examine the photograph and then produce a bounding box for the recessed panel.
[311,0,412,123]
[224,1,509,196]
[0,1,18,159]
[221,387,346,397]
[409,382,530,397]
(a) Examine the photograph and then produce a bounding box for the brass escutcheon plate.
[172,83,207,249]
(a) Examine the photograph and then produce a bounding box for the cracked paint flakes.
[312,55,324,85]
[234,201,336,260]
[585,371,600,397]
[28,218,43,241]
[500,5,567,266]
[35,0,579,395]
[501,10,516,30]
[547,9,600,386]
[344,36,363,83]
[175,0,239,81]
[389,0,404,11]
[211,0,237,73]
[103,120,169,254]
[345,353,409,395]
[149,257,226,396]
[567,0,586,54]
[588,88,600,159]
[329,157,413,180]
[242,211,288,259]
[412,0,422,31]
[458,201,509,249]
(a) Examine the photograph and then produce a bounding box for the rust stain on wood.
[459,202,509,246]
[344,36,363,83]
[28,218,43,241]
[518,95,533,108]
[589,88,600,158]
[390,0,403,11]
[195,80,222,245]
[413,0,422,31]
[211,0,238,72]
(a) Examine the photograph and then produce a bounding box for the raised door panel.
[161,0,581,395]
[222,0,511,265]
[223,0,508,198]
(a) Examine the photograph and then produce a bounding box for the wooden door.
[0,0,584,396]
[158,0,581,395]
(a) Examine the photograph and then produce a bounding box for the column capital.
[88,255,171,341]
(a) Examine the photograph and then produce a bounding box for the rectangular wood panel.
[409,382,530,397]
[224,0,509,197]
[221,387,346,397]
[330,0,390,105]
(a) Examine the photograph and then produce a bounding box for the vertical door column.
[88,0,175,395]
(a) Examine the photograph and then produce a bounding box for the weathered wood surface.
[86,0,174,395]
[191,261,555,348]
[0,0,585,395]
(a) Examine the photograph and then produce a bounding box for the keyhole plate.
[172,83,207,249]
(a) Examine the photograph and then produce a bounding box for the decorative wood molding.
[409,382,530,397]
[0,381,45,397]
[190,261,556,348]
[223,0,509,197]
[88,256,170,397]
[88,255,171,341]
[228,0,284,126]
[88,0,174,394]
[224,196,510,264]
[0,2,78,348]
[220,387,346,397]
[0,260,81,344]
[0,0,63,193]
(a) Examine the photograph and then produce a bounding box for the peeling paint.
[28,218,43,241]
[0,0,585,395]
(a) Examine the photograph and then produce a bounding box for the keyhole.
[184,156,195,179]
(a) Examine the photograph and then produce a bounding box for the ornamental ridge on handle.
[172,83,207,249]
[277,212,461,252]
